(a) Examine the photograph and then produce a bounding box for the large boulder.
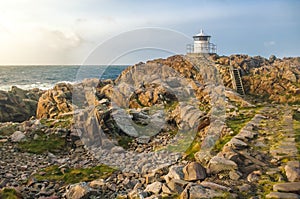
[36,83,73,119]
[10,131,26,142]
[144,181,162,194]
[65,183,97,199]
[37,79,100,119]
[167,179,189,194]
[0,86,41,122]
[183,162,206,181]
[207,156,238,174]
[164,166,184,183]
[180,184,226,199]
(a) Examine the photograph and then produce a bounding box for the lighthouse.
[187,29,217,54]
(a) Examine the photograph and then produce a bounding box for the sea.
[0,65,129,91]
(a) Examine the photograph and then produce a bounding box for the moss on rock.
[17,132,66,154]
[33,164,116,184]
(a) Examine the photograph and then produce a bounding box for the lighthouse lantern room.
[187,29,217,54]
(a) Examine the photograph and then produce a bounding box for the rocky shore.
[0,54,299,199]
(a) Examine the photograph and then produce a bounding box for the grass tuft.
[293,111,300,122]
[18,132,66,154]
[40,117,72,128]
[0,188,22,199]
[117,136,133,149]
[293,119,300,155]
[33,165,116,184]
[0,124,18,136]
[184,140,200,161]
[213,108,258,153]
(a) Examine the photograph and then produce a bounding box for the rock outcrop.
[212,54,300,103]
[1,54,300,199]
[36,78,100,119]
[36,83,73,119]
[0,86,42,122]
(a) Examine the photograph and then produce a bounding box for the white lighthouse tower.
[187,29,217,54]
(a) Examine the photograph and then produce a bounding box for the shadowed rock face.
[0,86,42,122]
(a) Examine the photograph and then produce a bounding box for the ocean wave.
[0,65,127,92]
[0,81,77,92]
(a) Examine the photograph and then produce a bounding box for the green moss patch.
[33,164,116,184]
[184,140,200,161]
[18,133,66,154]
[293,111,300,122]
[0,124,18,136]
[256,174,278,197]
[227,112,255,134]
[40,117,72,128]
[213,135,233,154]
[293,119,300,155]
[117,136,133,149]
[163,131,196,153]
[0,188,22,199]
[213,109,257,154]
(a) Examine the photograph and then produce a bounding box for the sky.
[0,0,299,65]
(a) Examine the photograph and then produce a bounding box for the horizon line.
[0,64,132,66]
[0,53,299,66]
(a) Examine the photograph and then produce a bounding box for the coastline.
[0,54,299,198]
[0,65,129,92]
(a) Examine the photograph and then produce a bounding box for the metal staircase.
[230,66,245,95]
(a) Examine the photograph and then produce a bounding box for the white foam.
[0,81,77,92]
[0,83,52,91]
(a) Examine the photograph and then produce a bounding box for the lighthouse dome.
[195,29,209,37]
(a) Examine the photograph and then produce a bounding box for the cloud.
[0,24,87,64]
[37,28,83,50]
[0,0,298,64]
